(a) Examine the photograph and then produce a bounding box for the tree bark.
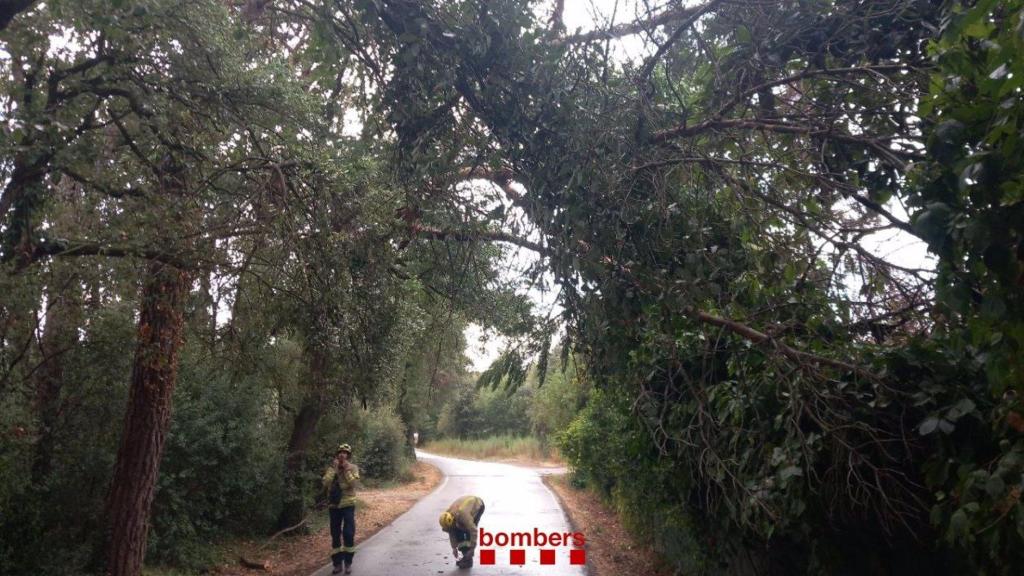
[276,346,328,530]
[102,260,190,576]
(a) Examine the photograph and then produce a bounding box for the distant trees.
[431,350,585,444]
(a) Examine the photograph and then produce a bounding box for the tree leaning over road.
[3,0,1024,575]
[285,0,1024,573]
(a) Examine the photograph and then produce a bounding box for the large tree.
[267,0,1023,572]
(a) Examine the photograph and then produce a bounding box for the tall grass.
[423,435,560,463]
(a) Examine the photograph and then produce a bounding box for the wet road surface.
[311,451,587,576]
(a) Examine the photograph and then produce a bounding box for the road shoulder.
[214,460,443,576]
[542,474,671,576]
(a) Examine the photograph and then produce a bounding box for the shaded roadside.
[211,461,443,576]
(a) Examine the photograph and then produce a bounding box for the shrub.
[436,379,532,439]
[424,434,551,461]
[557,389,707,574]
[146,343,283,568]
[356,407,407,480]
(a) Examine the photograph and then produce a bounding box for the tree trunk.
[276,346,328,530]
[102,260,190,576]
[32,263,82,482]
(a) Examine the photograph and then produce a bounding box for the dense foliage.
[0,1,533,573]
[432,351,585,443]
[299,0,1021,573]
[2,0,1022,575]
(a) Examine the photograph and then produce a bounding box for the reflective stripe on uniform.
[456,540,471,549]
[457,496,479,515]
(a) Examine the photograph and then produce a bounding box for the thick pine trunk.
[103,260,190,576]
[276,347,328,530]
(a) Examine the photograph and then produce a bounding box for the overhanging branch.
[683,306,876,378]
[410,223,549,256]
[29,238,189,269]
[551,2,717,46]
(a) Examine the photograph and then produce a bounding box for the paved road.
[311,451,587,576]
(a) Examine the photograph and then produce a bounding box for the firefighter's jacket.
[445,495,484,551]
[322,463,360,508]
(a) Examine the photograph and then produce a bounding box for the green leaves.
[919,416,952,435]
[476,349,530,391]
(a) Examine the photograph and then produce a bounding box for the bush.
[146,343,283,569]
[558,389,707,574]
[424,434,551,461]
[355,407,408,480]
[0,302,134,576]
[530,355,588,442]
[436,379,532,439]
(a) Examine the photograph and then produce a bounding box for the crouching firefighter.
[439,495,485,569]
[323,443,360,574]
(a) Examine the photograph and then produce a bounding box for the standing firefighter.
[323,443,360,574]
[439,495,486,569]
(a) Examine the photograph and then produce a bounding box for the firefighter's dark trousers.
[453,503,485,558]
[330,505,356,567]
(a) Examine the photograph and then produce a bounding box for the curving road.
[311,451,587,576]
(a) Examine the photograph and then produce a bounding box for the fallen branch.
[258,513,313,549]
[236,505,322,571]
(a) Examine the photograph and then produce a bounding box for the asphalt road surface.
[311,451,588,576]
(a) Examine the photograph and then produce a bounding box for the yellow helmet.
[337,443,353,455]
[439,511,454,531]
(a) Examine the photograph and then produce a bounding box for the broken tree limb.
[682,306,879,379]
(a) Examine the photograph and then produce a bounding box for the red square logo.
[570,549,586,565]
[510,549,526,565]
[479,549,495,565]
[540,549,556,565]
